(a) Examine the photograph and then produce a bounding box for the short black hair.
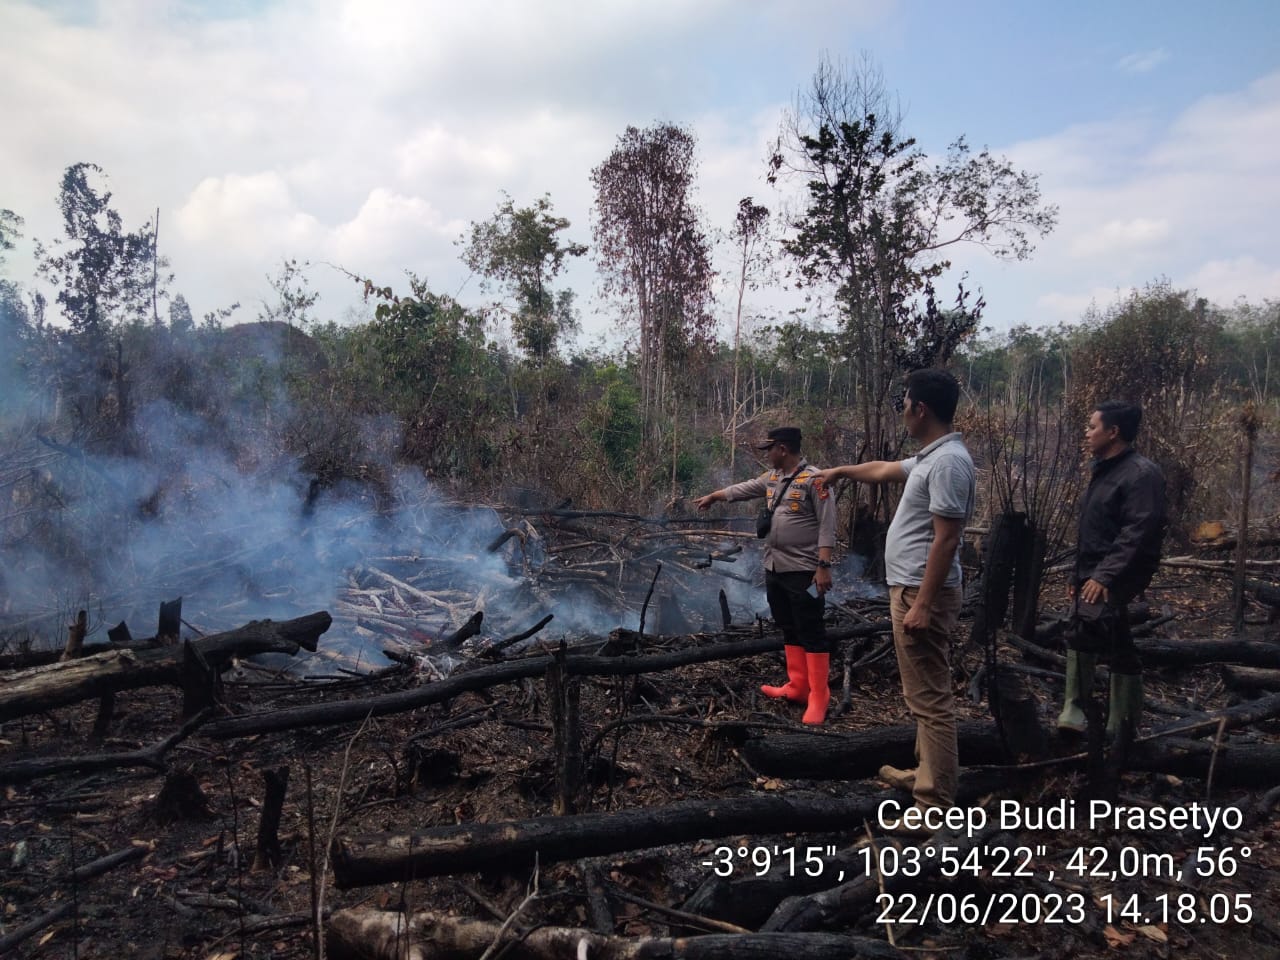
[1094,400,1142,442]
[904,368,960,425]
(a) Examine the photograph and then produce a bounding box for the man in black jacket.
[1058,400,1167,740]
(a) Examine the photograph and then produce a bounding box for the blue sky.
[2,0,1277,345]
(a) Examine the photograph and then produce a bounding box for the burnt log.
[66,843,151,883]
[0,612,329,723]
[1222,664,1280,692]
[0,709,211,785]
[205,624,892,741]
[434,611,484,653]
[483,614,555,657]
[547,646,582,815]
[157,597,182,643]
[1151,690,1280,734]
[331,790,884,888]
[1249,580,1280,610]
[1133,636,1280,668]
[1015,631,1280,669]
[739,721,1008,780]
[180,639,220,718]
[254,765,291,871]
[683,794,1005,931]
[762,827,1004,932]
[0,902,78,955]
[1128,737,1280,788]
[327,909,904,960]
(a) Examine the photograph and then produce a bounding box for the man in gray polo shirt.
[816,369,975,816]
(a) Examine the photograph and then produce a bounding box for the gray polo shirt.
[884,433,975,588]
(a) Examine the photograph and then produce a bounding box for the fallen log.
[331,790,884,888]
[1013,631,1280,669]
[327,909,904,960]
[485,614,555,656]
[1132,636,1280,668]
[739,721,1009,780]
[1152,689,1280,735]
[434,611,484,653]
[683,778,1009,930]
[205,623,892,741]
[0,709,212,784]
[1222,664,1280,692]
[1165,556,1280,571]
[762,826,1006,932]
[0,901,77,955]
[1128,737,1280,788]
[0,612,329,723]
[66,842,151,883]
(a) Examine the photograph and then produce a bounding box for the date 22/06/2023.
[698,799,1254,927]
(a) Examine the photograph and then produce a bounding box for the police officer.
[696,426,837,724]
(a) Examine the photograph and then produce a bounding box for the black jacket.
[1076,447,1167,603]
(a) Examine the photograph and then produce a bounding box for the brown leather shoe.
[878,764,917,792]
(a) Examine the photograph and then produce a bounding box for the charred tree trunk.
[1011,526,1047,640]
[327,910,905,960]
[739,721,1008,781]
[205,628,888,741]
[547,645,582,815]
[332,791,885,888]
[60,609,88,662]
[254,765,290,871]
[0,612,330,723]
[1222,664,1280,692]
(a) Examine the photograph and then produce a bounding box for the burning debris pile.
[1,464,874,681]
[333,505,777,675]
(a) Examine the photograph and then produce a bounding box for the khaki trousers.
[889,585,963,810]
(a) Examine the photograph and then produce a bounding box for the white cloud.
[1185,257,1280,306]
[1,0,1275,342]
[1116,48,1169,74]
[1069,217,1170,258]
[330,188,460,265]
[981,69,1280,328]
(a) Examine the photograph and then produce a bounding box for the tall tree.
[0,209,33,390]
[591,124,715,448]
[36,163,168,340]
[462,193,586,366]
[727,197,771,468]
[771,55,1056,473]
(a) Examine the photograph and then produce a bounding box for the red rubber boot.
[803,652,831,724]
[761,645,809,703]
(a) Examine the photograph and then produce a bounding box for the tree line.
[1,57,1275,587]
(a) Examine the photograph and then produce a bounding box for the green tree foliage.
[463,193,586,365]
[36,163,169,339]
[257,258,319,329]
[0,209,34,402]
[771,55,1056,468]
[1068,281,1228,536]
[341,274,500,476]
[168,293,194,335]
[1217,299,1280,405]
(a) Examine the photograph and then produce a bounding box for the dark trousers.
[765,569,828,654]
[1066,596,1141,674]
